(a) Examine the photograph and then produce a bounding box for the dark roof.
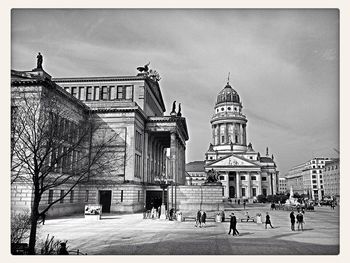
[186,161,205,172]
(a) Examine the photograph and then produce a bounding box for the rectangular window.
[71,87,78,98]
[262,177,267,181]
[60,190,65,203]
[241,188,246,197]
[252,188,257,197]
[121,190,124,202]
[48,190,54,204]
[85,190,89,202]
[312,175,316,179]
[219,175,225,180]
[86,86,92,100]
[94,86,100,100]
[101,86,108,100]
[312,180,317,184]
[79,86,85,100]
[70,190,74,203]
[117,86,125,99]
[222,187,225,196]
[109,86,116,100]
[221,136,225,143]
[240,176,246,181]
[251,176,256,180]
[138,191,140,202]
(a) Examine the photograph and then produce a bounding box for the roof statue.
[272,154,274,160]
[177,103,182,117]
[137,62,150,73]
[170,100,176,116]
[149,69,161,82]
[36,52,43,69]
[266,147,269,156]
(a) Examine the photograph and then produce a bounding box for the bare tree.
[11,90,124,254]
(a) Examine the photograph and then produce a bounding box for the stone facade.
[204,82,279,201]
[285,157,334,201]
[167,184,224,212]
[11,63,189,217]
[323,159,340,200]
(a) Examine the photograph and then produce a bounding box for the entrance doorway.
[229,186,235,198]
[99,190,112,213]
[145,190,167,210]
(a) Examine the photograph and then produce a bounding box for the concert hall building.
[11,59,189,217]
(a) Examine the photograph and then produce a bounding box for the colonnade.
[212,122,247,146]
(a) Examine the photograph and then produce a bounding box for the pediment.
[207,154,259,167]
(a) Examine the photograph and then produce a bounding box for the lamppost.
[155,173,170,220]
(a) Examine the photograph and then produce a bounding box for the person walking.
[201,211,207,227]
[265,212,274,229]
[195,210,202,227]
[290,211,295,231]
[296,211,304,231]
[228,213,239,236]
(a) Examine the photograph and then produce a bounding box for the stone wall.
[168,184,224,213]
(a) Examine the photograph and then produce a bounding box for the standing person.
[228,213,239,236]
[243,200,246,210]
[245,211,250,222]
[296,211,304,231]
[196,210,202,227]
[201,211,207,227]
[41,212,46,225]
[290,211,295,231]
[265,212,274,229]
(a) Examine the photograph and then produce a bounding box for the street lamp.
[154,173,170,219]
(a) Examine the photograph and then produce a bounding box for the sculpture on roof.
[137,62,150,73]
[171,101,176,114]
[36,52,43,69]
[177,103,182,117]
[266,147,269,156]
[149,69,161,81]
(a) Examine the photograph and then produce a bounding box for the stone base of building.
[168,184,224,213]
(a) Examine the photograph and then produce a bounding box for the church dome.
[216,83,240,105]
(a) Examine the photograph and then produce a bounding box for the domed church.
[204,81,279,201]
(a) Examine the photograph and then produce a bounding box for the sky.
[11,9,339,176]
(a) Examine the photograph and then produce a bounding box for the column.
[170,133,177,182]
[212,125,216,145]
[246,173,251,198]
[170,132,177,211]
[236,171,241,198]
[143,132,148,183]
[258,173,262,195]
[242,124,247,146]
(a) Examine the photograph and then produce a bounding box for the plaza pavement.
[36,205,339,255]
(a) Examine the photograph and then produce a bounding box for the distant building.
[278,177,287,194]
[323,158,340,201]
[185,161,206,185]
[204,82,278,201]
[285,157,333,201]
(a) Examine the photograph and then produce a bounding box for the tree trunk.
[28,198,40,254]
